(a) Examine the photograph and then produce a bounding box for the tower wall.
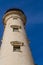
[0,9,34,65]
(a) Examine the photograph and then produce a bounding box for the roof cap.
[3,8,26,26]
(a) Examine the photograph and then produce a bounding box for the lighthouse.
[0,9,34,65]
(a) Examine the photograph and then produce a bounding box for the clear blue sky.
[0,0,43,65]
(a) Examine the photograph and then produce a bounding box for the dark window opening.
[13,46,20,52]
[10,25,21,32]
[13,28,19,32]
[10,41,24,52]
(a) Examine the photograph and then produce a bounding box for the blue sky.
[0,0,43,65]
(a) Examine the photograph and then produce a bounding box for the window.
[13,46,20,52]
[10,41,24,52]
[13,27,18,32]
[10,25,21,32]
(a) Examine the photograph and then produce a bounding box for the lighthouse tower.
[0,9,34,65]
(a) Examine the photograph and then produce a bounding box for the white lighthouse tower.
[0,9,34,65]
